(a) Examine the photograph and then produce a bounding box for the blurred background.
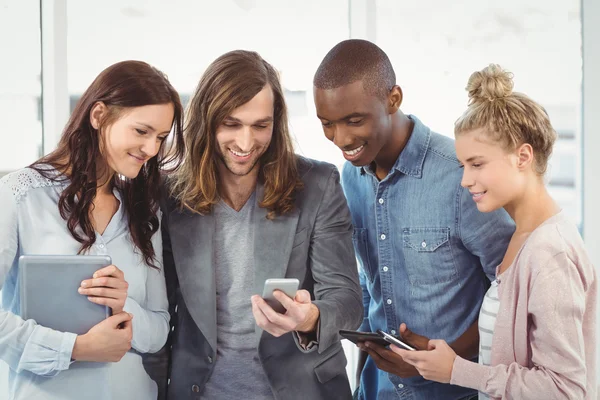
[1,0,599,395]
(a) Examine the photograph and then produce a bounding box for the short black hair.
[313,39,396,99]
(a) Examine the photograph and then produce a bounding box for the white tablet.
[19,255,112,335]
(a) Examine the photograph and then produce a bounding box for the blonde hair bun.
[466,64,514,103]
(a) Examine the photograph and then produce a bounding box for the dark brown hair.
[32,60,184,268]
[170,50,301,218]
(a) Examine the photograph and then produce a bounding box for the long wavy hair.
[170,50,302,218]
[32,60,185,268]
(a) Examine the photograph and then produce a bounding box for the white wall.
[582,0,600,390]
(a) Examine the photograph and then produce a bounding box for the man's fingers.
[399,323,429,350]
[257,298,296,330]
[272,290,295,310]
[363,345,392,370]
[252,298,269,326]
[399,323,411,337]
[252,298,289,337]
[294,289,311,304]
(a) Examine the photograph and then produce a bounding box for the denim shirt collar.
[362,114,431,179]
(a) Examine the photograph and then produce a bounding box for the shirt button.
[398,383,404,389]
[167,378,171,385]
[378,198,384,204]
[382,266,389,272]
[380,234,386,240]
[171,326,175,332]
[421,241,427,248]
[98,243,105,249]
[386,299,392,305]
[391,330,396,335]
[175,305,178,313]
[207,356,213,363]
[191,384,200,393]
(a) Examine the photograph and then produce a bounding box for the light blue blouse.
[0,167,169,400]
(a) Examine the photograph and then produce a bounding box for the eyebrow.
[465,155,484,163]
[135,122,171,135]
[317,112,367,123]
[224,116,274,124]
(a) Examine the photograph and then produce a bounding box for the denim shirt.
[341,116,515,400]
[0,167,169,400]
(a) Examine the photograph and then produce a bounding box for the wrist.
[297,304,320,333]
[71,334,90,361]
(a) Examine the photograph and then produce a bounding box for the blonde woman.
[392,65,597,399]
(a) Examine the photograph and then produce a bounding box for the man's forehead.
[315,81,377,117]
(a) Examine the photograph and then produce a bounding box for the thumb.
[428,339,441,351]
[400,323,411,338]
[108,312,133,327]
[294,289,311,304]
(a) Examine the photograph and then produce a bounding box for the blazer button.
[192,384,200,393]
[207,356,213,363]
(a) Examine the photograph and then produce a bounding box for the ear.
[89,101,107,130]
[387,85,403,114]
[516,143,534,171]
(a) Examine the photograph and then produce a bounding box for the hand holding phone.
[377,329,416,351]
[261,278,299,314]
[339,330,390,347]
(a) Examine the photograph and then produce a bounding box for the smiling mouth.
[343,145,364,156]
[129,153,146,163]
[230,149,253,157]
[470,191,487,201]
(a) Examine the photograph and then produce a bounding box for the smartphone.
[339,330,390,347]
[261,278,299,314]
[377,329,416,351]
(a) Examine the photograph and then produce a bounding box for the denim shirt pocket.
[352,228,375,282]
[402,227,456,285]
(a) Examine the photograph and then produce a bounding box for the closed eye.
[135,128,148,135]
[348,119,363,125]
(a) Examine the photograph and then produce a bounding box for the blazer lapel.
[253,184,300,337]
[167,207,217,352]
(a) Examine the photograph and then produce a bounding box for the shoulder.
[296,155,339,187]
[520,213,595,284]
[426,130,461,167]
[0,166,63,205]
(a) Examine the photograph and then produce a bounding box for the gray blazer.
[144,156,363,400]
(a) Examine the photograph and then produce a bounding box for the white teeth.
[344,145,364,156]
[231,149,251,157]
[472,192,485,198]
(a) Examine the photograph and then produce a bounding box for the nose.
[460,168,474,188]
[331,126,354,150]
[235,125,254,152]
[141,136,161,158]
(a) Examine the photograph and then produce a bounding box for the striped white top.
[478,278,500,400]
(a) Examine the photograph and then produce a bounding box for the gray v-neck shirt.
[201,192,273,399]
